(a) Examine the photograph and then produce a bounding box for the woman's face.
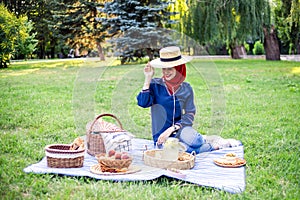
[162,67,176,80]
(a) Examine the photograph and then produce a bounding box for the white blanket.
[23,138,246,194]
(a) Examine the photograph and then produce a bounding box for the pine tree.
[97,0,177,64]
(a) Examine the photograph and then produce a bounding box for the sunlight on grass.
[291,67,300,75]
[11,59,84,65]
[1,68,40,77]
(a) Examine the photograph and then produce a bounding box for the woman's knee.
[177,126,204,148]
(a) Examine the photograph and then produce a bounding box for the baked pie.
[213,153,246,167]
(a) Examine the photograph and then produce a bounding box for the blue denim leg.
[177,126,204,148]
[183,143,214,154]
[177,126,214,154]
[198,143,214,153]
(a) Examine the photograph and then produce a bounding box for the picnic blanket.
[23,138,246,194]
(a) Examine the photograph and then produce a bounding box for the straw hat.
[150,46,193,68]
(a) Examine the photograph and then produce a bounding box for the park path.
[11,54,300,64]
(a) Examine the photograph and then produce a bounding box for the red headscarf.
[163,64,186,95]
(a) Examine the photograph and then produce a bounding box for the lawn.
[0,58,299,199]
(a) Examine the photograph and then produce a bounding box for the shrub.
[253,41,265,55]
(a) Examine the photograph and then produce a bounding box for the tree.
[0,4,17,67]
[97,0,177,64]
[182,0,274,59]
[13,17,38,60]
[48,0,107,60]
[168,0,188,33]
[1,0,53,59]
[263,25,281,60]
[274,0,300,54]
[0,4,36,67]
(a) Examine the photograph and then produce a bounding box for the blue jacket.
[136,78,196,143]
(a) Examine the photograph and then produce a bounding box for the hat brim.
[149,55,193,68]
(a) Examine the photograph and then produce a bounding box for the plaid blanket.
[23,138,246,194]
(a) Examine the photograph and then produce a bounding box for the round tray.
[213,157,246,168]
[90,164,141,175]
[143,149,195,170]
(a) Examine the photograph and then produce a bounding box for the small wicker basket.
[86,113,125,156]
[96,154,133,169]
[45,144,85,168]
[143,149,195,170]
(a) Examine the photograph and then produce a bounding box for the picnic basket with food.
[86,113,133,156]
[45,137,85,168]
[143,137,195,170]
[143,149,195,170]
[90,150,140,175]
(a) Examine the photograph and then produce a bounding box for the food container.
[45,144,85,168]
[144,149,195,170]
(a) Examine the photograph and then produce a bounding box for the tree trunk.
[263,26,280,60]
[230,44,246,59]
[0,61,8,68]
[146,48,154,61]
[39,44,45,59]
[50,38,56,59]
[96,41,105,61]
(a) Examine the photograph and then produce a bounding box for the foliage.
[0,0,298,61]
[0,4,16,67]
[0,59,299,199]
[0,0,52,59]
[47,0,106,58]
[182,0,271,58]
[244,42,250,54]
[253,41,265,55]
[0,4,37,68]
[98,0,177,64]
[168,0,188,32]
[273,0,300,54]
[13,17,38,60]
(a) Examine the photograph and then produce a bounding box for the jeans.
[176,126,214,154]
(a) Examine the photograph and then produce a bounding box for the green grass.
[0,58,299,199]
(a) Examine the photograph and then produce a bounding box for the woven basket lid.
[86,120,124,132]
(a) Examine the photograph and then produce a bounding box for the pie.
[213,157,246,167]
[94,163,128,173]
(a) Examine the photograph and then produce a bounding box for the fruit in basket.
[108,149,116,157]
[115,152,122,159]
[121,154,130,159]
[95,151,133,172]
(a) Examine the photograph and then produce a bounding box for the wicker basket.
[95,154,133,169]
[143,149,195,170]
[86,113,125,156]
[45,144,85,168]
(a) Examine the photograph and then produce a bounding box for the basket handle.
[190,151,196,161]
[191,151,196,156]
[89,113,123,132]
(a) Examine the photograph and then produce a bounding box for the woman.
[136,46,217,154]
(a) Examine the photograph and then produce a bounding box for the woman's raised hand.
[142,63,154,90]
[144,62,154,79]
